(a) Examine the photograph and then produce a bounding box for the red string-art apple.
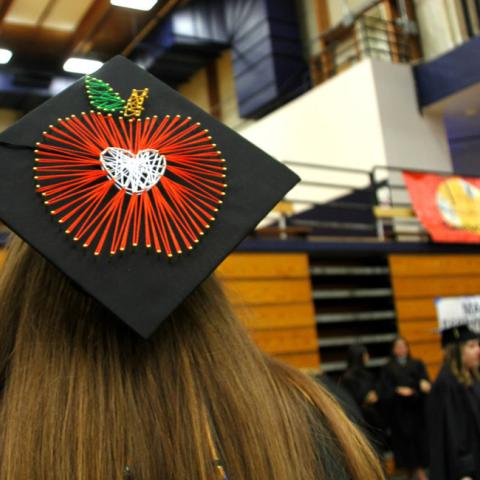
[34,76,227,257]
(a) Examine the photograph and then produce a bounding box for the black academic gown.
[341,367,387,453]
[317,373,363,424]
[313,374,361,479]
[428,366,480,480]
[379,358,429,469]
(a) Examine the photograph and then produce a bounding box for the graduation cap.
[441,325,478,348]
[0,56,299,338]
[435,296,480,347]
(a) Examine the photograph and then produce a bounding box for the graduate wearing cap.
[428,323,480,480]
[0,56,383,479]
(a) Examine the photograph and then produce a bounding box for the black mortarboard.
[0,56,299,338]
[441,325,479,347]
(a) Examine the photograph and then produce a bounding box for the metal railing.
[310,10,420,84]
[310,0,421,84]
[261,161,480,244]
[279,161,378,237]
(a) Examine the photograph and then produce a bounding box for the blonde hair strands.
[0,236,383,479]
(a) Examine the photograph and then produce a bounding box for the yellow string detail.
[123,88,150,117]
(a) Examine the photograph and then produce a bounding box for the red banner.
[403,172,480,243]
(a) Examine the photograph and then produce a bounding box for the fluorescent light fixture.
[63,58,103,75]
[110,0,158,11]
[0,49,13,64]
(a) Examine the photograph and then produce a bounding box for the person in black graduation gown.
[340,344,387,454]
[379,336,430,480]
[428,325,480,480]
[314,370,364,426]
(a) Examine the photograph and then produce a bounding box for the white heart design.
[100,147,167,195]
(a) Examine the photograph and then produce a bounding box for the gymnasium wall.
[414,0,469,60]
[176,50,247,130]
[0,109,22,132]
[218,251,480,379]
[389,254,480,378]
[177,68,210,113]
[216,252,320,369]
[326,0,386,26]
[240,59,452,206]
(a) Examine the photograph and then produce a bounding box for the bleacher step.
[313,288,393,299]
[318,333,397,348]
[316,310,395,323]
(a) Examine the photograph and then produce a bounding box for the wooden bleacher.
[389,254,480,378]
[217,252,320,369]
[373,206,415,219]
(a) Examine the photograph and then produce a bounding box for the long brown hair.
[444,343,480,386]
[0,236,383,479]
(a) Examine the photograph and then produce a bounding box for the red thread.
[35,112,225,256]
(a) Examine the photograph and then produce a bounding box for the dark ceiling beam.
[0,0,15,24]
[68,0,111,56]
[122,0,182,56]
[35,0,58,27]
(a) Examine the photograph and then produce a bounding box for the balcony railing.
[310,5,421,84]
[259,161,480,245]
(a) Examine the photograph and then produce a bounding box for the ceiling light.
[110,0,158,11]
[50,77,76,96]
[63,58,103,75]
[0,49,13,64]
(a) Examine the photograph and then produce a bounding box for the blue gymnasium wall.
[444,114,480,176]
[134,0,310,118]
[414,38,480,175]
[414,37,480,108]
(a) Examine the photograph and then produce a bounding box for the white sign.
[435,295,480,332]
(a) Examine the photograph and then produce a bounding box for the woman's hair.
[0,236,383,479]
[346,344,367,370]
[444,342,480,386]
